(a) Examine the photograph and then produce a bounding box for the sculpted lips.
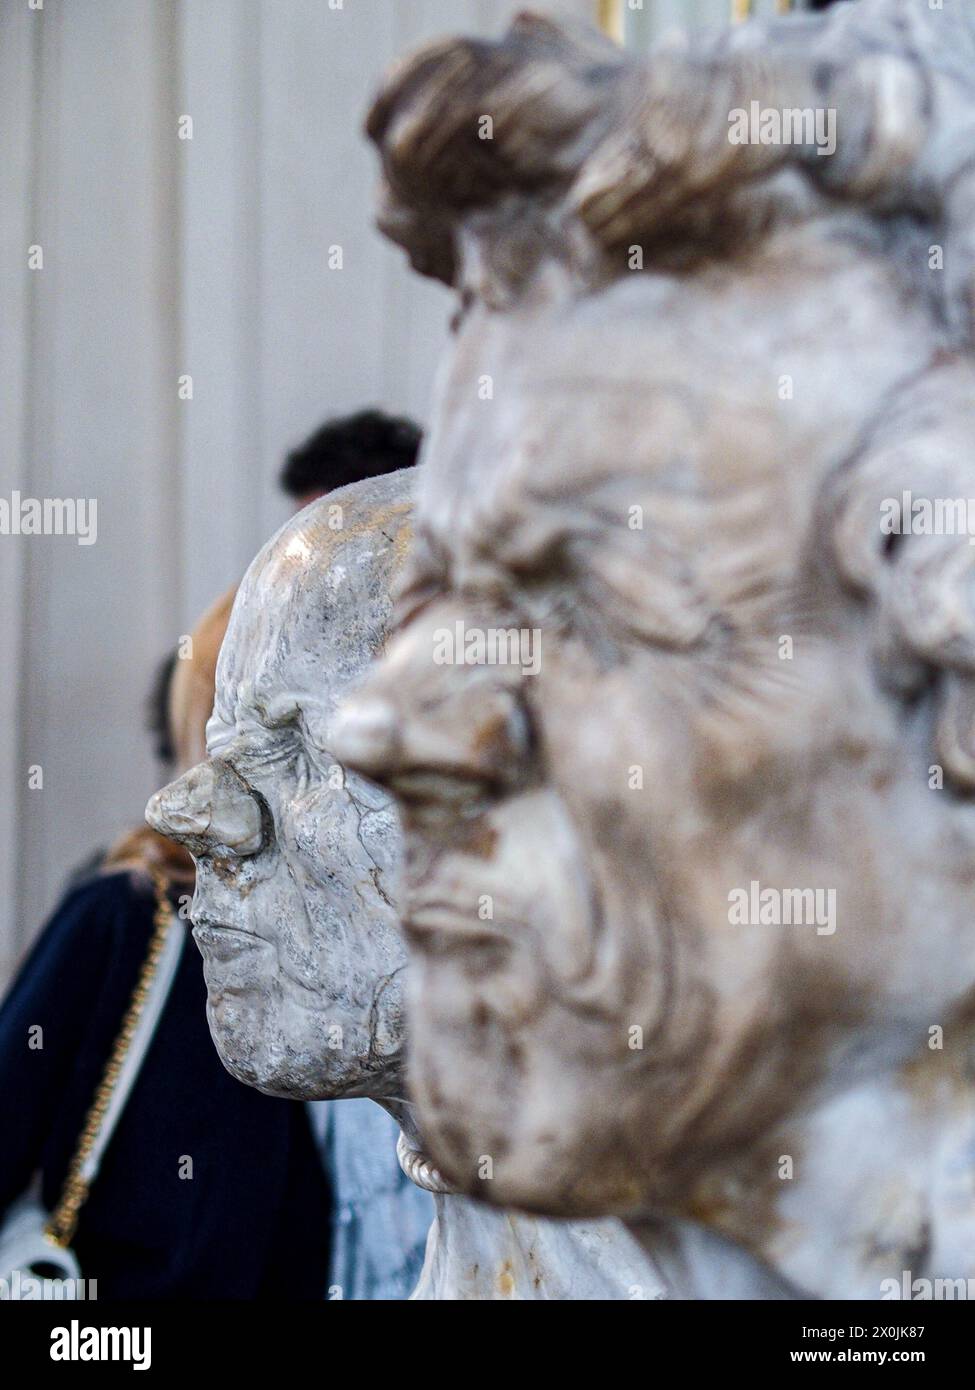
[193,923,271,962]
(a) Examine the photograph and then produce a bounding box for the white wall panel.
[0,2,39,985]
[2,0,183,982]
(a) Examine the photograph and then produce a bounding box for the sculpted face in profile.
[336,12,975,1295]
[147,473,411,1101]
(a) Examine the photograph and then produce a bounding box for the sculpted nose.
[146,760,263,857]
[146,766,210,842]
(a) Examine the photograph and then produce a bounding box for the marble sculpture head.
[146,470,413,1101]
[332,8,975,1270]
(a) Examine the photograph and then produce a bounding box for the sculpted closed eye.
[568,537,712,653]
[226,732,303,784]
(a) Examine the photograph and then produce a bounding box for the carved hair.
[364,13,851,288]
[365,13,632,287]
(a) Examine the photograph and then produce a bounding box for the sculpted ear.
[944,171,975,343]
[830,361,975,790]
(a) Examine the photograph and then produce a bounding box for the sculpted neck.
[376,1099,668,1300]
[632,1033,975,1300]
[376,1096,435,1170]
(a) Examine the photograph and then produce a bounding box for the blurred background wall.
[0,0,816,986]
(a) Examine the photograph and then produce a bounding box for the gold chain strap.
[45,868,175,1248]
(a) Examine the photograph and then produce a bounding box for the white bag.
[0,1187,81,1286]
[0,874,184,1297]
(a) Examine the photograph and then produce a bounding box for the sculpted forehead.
[416,223,936,589]
[213,469,413,735]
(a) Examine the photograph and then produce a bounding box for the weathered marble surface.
[146,469,669,1300]
[334,7,975,1298]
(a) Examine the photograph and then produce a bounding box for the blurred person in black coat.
[0,590,331,1299]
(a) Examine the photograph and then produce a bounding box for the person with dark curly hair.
[279,409,422,511]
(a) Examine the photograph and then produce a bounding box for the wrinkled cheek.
[407,960,521,1163]
[355,806,400,886]
[406,952,549,1169]
[276,796,404,999]
[474,948,547,1027]
[282,790,340,870]
[277,798,353,919]
[412,942,547,1030]
[283,791,384,893]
